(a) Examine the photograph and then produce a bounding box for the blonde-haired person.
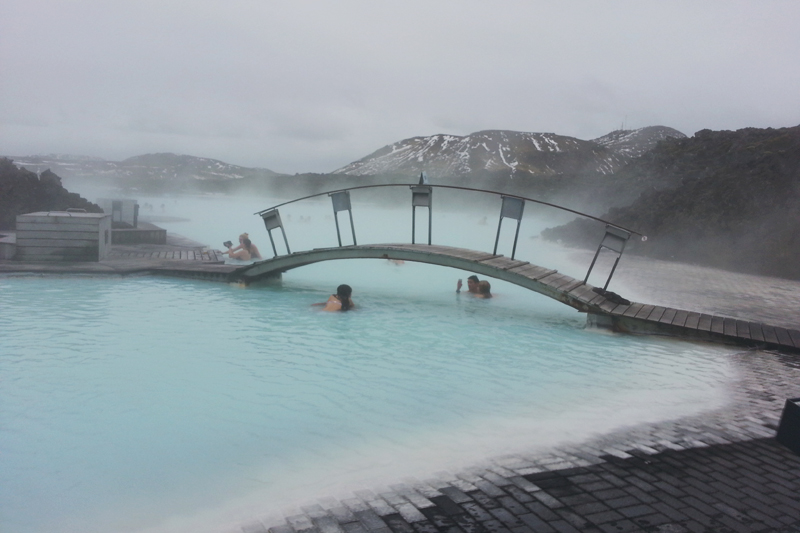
[476,280,492,299]
[224,233,262,260]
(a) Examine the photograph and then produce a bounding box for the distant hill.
[5,126,685,204]
[0,158,102,229]
[542,125,800,279]
[334,126,686,179]
[6,153,285,193]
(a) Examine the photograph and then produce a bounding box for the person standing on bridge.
[456,275,480,294]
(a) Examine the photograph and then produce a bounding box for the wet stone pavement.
[238,350,799,533]
[238,257,800,533]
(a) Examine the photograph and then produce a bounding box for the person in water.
[476,280,492,298]
[224,233,262,260]
[456,275,480,294]
[313,284,355,312]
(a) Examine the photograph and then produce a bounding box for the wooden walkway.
[107,244,226,262]
[0,241,239,280]
[1,241,798,352]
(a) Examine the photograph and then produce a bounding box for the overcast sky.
[1,1,799,173]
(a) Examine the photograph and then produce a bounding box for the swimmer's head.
[478,280,492,297]
[336,284,353,311]
[239,233,249,242]
[336,284,352,298]
[467,275,480,293]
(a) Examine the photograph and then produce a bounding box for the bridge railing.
[255,183,646,289]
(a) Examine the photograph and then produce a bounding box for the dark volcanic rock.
[543,125,800,279]
[0,158,102,229]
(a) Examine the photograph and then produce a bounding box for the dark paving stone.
[467,491,500,510]
[342,524,369,533]
[439,487,473,504]
[545,484,585,498]
[450,514,487,533]
[428,496,464,517]
[419,507,458,529]
[524,501,560,522]
[496,496,528,517]
[461,502,494,522]
[617,504,656,519]
[354,510,388,532]
[548,520,581,533]
[500,485,534,504]
[518,513,556,533]
[597,519,643,533]
[584,509,625,525]
[558,492,598,506]
[410,520,447,533]
[383,514,415,533]
[572,501,612,516]
[479,519,511,533]
[592,488,628,501]
[488,508,523,528]
[267,433,800,533]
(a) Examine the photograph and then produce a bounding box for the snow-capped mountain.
[334,126,686,179]
[591,126,687,158]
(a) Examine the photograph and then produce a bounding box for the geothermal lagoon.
[0,192,736,533]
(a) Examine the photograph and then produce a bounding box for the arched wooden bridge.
[235,243,589,308]
[231,243,800,353]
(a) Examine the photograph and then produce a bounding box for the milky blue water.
[0,193,736,533]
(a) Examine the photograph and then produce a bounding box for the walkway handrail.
[254,183,644,238]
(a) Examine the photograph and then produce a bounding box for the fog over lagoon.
[2,1,800,172]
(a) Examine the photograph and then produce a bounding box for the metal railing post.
[493,196,525,259]
[260,208,291,257]
[583,224,631,289]
[410,185,432,245]
[329,191,356,247]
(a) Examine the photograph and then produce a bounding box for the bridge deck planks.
[659,308,678,325]
[684,312,702,330]
[789,329,800,348]
[748,322,765,343]
[775,327,794,348]
[635,304,654,319]
[623,303,644,317]
[647,307,667,322]
[698,314,714,332]
[736,320,751,340]
[567,284,594,302]
[671,310,689,328]
[762,325,780,345]
[479,256,529,270]
[511,265,557,281]
[560,279,584,293]
[548,275,578,290]
[611,303,630,315]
